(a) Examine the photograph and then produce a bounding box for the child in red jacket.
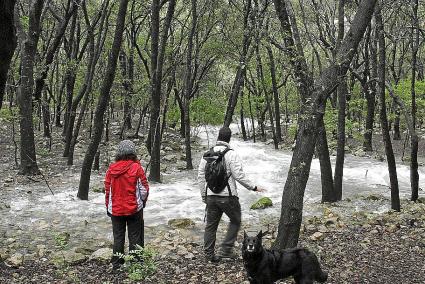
[105,140,149,270]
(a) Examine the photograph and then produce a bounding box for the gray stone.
[164,154,177,162]
[168,218,195,229]
[310,232,324,241]
[50,249,87,266]
[0,248,10,261]
[90,248,113,261]
[36,245,47,257]
[6,253,24,267]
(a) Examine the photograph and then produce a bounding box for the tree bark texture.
[375,3,400,211]
[316,118,337,203]
[267,45,282,143]
[0,0,17,110]
[16,0,45,175]
[333,0,347,201]
[183,0,197,170]
[409,0,419,201]
[149,0,176,182]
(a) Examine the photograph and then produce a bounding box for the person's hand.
[255,187,266,193]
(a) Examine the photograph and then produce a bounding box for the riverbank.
[1,197,424,283]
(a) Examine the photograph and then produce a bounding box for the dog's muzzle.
[247,245,254,252]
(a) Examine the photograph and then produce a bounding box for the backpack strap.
[221,147,233,196]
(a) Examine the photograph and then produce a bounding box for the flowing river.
[2,124,424,250]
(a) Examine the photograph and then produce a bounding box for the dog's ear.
[257,230,263,239]
[244,230,248,240]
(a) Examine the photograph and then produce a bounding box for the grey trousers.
[204,195,241,255]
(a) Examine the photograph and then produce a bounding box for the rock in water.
[168,218,195,229]
[250,197,273,210]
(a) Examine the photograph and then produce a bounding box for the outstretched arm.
[228,152,257,191]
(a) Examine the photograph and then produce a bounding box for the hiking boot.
[205,254,220,263]
[217,249,238,259]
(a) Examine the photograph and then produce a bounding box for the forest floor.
[0,199,424,284]
[0,118,424,283]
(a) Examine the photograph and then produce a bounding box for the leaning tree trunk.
[375,3,400,211]
[16,0,45,175]
[77,0,129,200]
[272,0,377,249]
[0,0,17,110]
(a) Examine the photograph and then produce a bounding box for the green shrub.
[115,245,157,281]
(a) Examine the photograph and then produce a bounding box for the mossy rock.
[364,194,385,201]
[168,218,195,229]
[250,197,273,210]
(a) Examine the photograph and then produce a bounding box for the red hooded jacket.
[104,160,149,216]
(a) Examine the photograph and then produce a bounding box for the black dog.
[242,231,328,284]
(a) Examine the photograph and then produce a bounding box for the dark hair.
[115,153,138,162]
[218,126,232,143]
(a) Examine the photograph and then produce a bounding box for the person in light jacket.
[105,140,149,270]
[197,126,265,262]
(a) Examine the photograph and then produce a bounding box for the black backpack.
[203,147,232,194]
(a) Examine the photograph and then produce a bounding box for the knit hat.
[116,140,136,156]
[218,127,232,143]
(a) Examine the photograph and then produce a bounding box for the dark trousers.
[110,210,144,267]
[204,196,241,255]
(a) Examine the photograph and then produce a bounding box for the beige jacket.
[197,141,256,197]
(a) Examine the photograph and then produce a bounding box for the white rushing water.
[146,124,424,225]
[7,124,425,230]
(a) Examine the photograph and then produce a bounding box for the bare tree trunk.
[16,0,45,175]
[62,12,78,136]
[42,90,51,138]
[65,0,108,159]
[272,0,377,249]
[149,0,176,182]
[240,89,248,140]
[410,0,419,201]
[0,0,17,109]
[376,3,400,211]
[393,107,401,140]
[266,45,282,143]
[316,118,337,202]
[223,0,251,127]
[33,0,77,103]
[333,0,347,201]
[77,0,129,200]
